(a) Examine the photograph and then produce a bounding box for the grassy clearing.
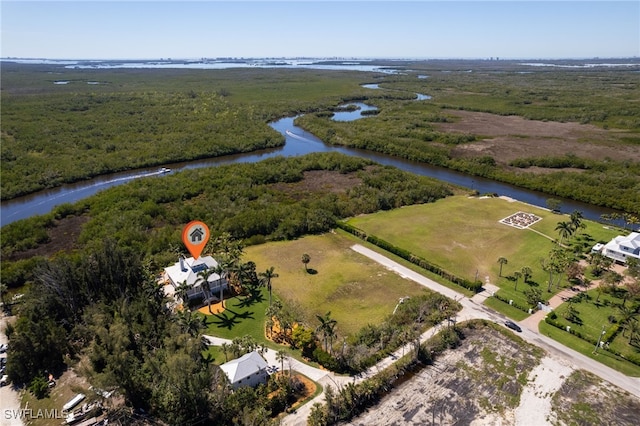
[347,195,558,283]
[335,228,476,298]
[244,232,433,338]
[346,195,621,309]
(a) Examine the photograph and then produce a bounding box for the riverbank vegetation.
[0,63,372,199]
[1,153,454,277]
[2,61,639,215]
[299,63,640,214]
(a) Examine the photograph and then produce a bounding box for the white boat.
[160,167,171,174]
[63,393,86,411]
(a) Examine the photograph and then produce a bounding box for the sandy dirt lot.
[346,324,640,426]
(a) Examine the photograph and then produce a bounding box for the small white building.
[599,232,640,265]
[220,351,269,389]
[164,256,227,302]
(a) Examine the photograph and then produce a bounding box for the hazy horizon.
[2,1,638,61]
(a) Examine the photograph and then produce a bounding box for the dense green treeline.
[1,90,283,198]
[1,153,455,287]
[4,239,283,425]
[1,63,374,199]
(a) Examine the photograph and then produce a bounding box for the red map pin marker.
[182,220,209,260]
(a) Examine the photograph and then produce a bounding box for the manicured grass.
[244,232,434,337]
[335,228,476,298]
[346,195,621,310]
[483,297,529,321]
[200,288,272,346]
[539,321,640,377]
[347,195,557,284]
[549,289,640,362]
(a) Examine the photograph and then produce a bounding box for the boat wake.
[285,129,312,142]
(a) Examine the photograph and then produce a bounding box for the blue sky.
[1,1,638,60]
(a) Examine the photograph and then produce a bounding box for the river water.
[0,104,622,227]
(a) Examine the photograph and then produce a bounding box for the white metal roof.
[164,256,221,288]
[220,351,268,384]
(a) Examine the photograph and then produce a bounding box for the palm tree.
[316,311,337,353]
[220,342,229,362]
[301,253,311,272]
[196,269,214,314]
[521,266,532,284]
[513,271,523,291]
[497,257,508,277]
[212,262,227,309]
[175,280,190,309]
[259,266,279,307]
[617,304,638,338]
[175,309,203,337]
[555,221,573,245]
[569,210,585,235]
[276,350,287,374]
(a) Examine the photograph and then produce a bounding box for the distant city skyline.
[1,1,639,60]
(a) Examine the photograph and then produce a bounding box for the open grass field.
[244,232,433,337]
[346,195,621,306]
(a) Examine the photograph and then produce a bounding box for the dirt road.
[0,314,22,426]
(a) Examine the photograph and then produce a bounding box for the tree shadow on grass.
[235,292,265,309]
[210,308,255,330]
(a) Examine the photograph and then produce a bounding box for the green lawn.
[548,288,640,363]
[200,288,271,346]
[244,232,434,338]
[346,195,621,309]
[539,321,640,377]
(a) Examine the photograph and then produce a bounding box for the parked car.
[0,375,8,386]
[505,320,522,332]
[0,343,7,353]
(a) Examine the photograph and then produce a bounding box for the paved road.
[352,244,640,398]
[206,245,640,425]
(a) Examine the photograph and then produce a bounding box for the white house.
[599,232,640,265]
[164,256,227,302]
[220,351,269,389]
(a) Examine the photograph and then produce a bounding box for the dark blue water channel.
[0,107,622,227]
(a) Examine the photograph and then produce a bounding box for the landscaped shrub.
[544,316,640,367]
[491,292,537,314]
[311,347,340,372]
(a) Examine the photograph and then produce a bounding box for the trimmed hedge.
[544,316,640,367]
[338,222,482,293]
[492,292,537,314]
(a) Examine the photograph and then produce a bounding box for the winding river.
[0,103,622,227]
